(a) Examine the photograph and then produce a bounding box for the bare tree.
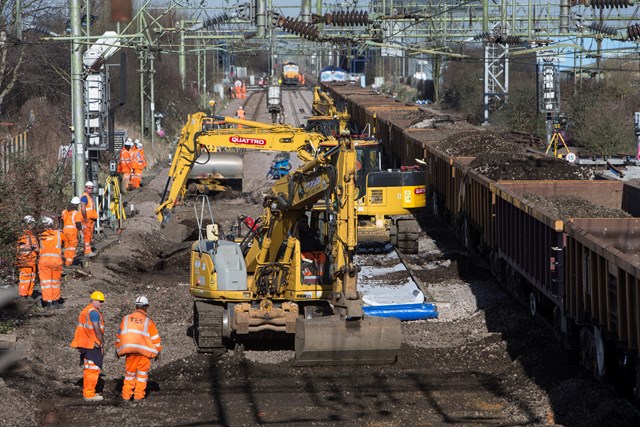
[0,0,68,115]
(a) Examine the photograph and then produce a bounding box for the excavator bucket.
[294,315,401,366]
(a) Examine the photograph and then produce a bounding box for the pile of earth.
[469,153,597,180]
[433,131,527,157]
[523,194,632,219]
[403,110,473,130]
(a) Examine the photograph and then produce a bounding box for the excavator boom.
[156,112,330,223]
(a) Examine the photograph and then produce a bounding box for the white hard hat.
[238,106,243,109]
[71,196,81,205]
[135,140,143,148]
[85,181,94,188]
[124,139,133,147]
[23,215,35,225]
[41,216,54,227]
[135,295,149,306]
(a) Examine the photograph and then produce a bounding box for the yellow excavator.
[306,87,426,253]
[158,111,425,253]
[190,136,401,364]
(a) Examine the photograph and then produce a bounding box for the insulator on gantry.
[586,22,618,36]
[276,16,320,41]
[627,23,640,40]
[571,0,633,7]
[187,13,232,31]
[494,36,523,45]
[322,10,371,26]
[473,32,491,41]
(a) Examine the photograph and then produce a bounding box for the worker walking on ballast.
[116,296,162,401]
[70,291,105,402]
[61,197,83,266]
[16,215,39,299]
[38,216,63,308]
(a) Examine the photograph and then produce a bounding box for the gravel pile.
[470,153,597,180]
[523,194,632,219]
[434,131,526,157]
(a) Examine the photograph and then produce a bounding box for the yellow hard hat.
[90,291,105,302]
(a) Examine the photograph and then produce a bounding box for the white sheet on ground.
[356,249,425,306]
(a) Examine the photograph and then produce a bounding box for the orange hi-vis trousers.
[83,220,95,255]
[18,264,37,297]
[122,354,151,400]
[130,169,143,188]
[80,348,103,398]
[38,261,62,302]
[62,230,79,266]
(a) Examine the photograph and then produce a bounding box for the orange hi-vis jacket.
[62,209,81,232]
[16,229,38,266]
[132,147,146,170]
[116,309,162,359]
[117,148,133,173]
[82,191,98,221]
[38,229,62,266]
[71,304,104,349]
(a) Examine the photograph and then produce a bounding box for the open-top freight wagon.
[323,82,640,398]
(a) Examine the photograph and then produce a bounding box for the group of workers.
[70,291,162,402]
[229,81,247,99]
[117,137,147,191]
[16,181,98,307]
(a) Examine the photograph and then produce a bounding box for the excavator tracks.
[193,300,225,353]
[394,219,421,254]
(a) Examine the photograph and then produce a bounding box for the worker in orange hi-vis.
[130,139,147,189]
[38,216,63,308]
[61,197,83,267]
[70,291,105,402]
[235,106,245,129]
[118,139,134,191]
[116,296,162,402]
[241,82,247,99]
[81,181,98,257]
[16,215,39,299]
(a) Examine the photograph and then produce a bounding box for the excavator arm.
[156,112,332,223]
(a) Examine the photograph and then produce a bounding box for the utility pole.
[70,0,86,194]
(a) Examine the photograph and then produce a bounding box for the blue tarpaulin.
[363,303,438,321]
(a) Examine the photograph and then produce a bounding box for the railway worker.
[70,291,105,402]
[38,216,63,308]
[116,296,162,402]
[118,139,134,191]
[16,215,39,299]
[241,82,247,99]
[130,139,146,189]
[61,197,83,267]
[235,106,245,129]
[81,181,98,258]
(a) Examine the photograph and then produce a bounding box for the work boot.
[85,252,96,258]
[84,395,104,402]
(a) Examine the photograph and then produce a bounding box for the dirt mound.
[434,131,526,157]
[524,194,631,219]
[469,153,596,180]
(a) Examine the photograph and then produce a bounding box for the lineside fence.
[0,131,28,174]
